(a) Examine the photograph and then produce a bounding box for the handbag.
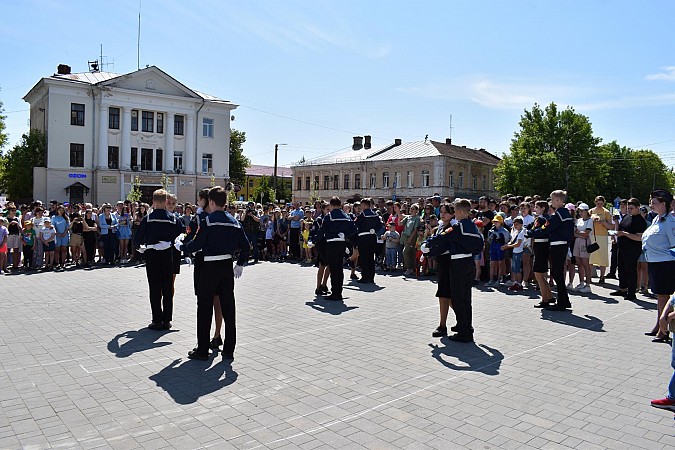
[585,220,600,253]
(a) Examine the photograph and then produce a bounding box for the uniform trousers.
[289,228,301,259]
[450,257,476,338]
[358,237,377,281]
[617,244,641,295]
[325,241,347,296]
[196,259,236,356]
[145,248,174,324]
[549,244,570,307]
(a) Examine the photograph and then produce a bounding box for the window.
[108,107,120,129]
[422,170,430,187]
[173,151,183,171]
[482,175,487,190]
[355,174,361,190]
[472,175,477,190]
[131,110,138,131]
[140,148,153,171]
[449,171,454,187]
[305,177,310,191]
[370,173,376,189]
[248,179,254,188]
[157,113,164,134]
[142,111,154,132]
[203,118,214,138]
[70,103,85,126]
[131,147,138,168]
[332,175,339,189]
[323,175,330,190]
[407,171,413,188]
[458,171,464,188]
[286,181,292,189]
[156,149,163,172]
[313,176,319,190]
[344,174,350,190]
[202,153,213,173]
[394,172,400,189]
[174,115,184,135]
[382,172,389,188]
[297,176,302,191]
[107,146,119,169]
[70,143,84,167]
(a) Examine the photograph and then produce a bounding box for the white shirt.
[510,228,526,254]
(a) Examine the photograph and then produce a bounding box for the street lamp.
[274,143,287,200]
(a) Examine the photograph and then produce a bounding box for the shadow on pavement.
[540,310,605,331]
[149,358,238,405]
[305,300,359,315]
[344,282,385,293]
[108,328,176,357]
[429,342,503,375]
[623,295,657,311]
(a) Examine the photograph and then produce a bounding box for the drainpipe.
[194,98,205,186]
[90,87,97,204]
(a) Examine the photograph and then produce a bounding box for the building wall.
[241,175,292,202]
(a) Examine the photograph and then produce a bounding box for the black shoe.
[604,274,617,279]
[545,304,572,311]
[624,294,637,301]
[210,336,223,349]
[609,290,627,296]
[472,280,479,286]
[320,285,329,294]
[187,349,209,360]
[448,334,474,343]
[432,326,447,338]
[163,322,172,330]
[534,302,551,308]
[325,294,343,301]
[315,288,324,296]
[222,352,234,360]
[350,274,359,280]
[148,322,164,330]
[356,278,371,283]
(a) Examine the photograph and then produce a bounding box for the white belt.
[550,240,567,246]
[451,253,472,259]
[534,239,549,243]
[326,238,346,242]
[203,254,232,261]
[358,232,374,236]
[146,241,172,250]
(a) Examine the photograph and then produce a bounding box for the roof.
[246,165,292,178]
[295,139,500,167]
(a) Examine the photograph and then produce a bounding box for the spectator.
[589,195,613,283]
[612,198,648,301]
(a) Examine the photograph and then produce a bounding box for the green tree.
[0,129,47,199]
[229,129,250,185]
[0,99,8,151]
[127,176,142,202]
[494,102,604,201]
[252,175,275,204]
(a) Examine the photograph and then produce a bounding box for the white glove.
[338,232,345,239]
[196,207,203,215]
[450,219,459,226]
[185,256,192,266]
[307,241,315,248]
[155,241,171,251]
[421,243,430,254]
[345,247,350,255]
[420,255,425,263]
[233,264,244,279]
[137,245,147,254]
[369,228,375,234]
[173,235,184,251]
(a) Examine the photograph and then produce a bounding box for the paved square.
[1,262,674,449]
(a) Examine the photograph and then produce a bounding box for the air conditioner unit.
[131,166,140,172]
[175,168,182,174]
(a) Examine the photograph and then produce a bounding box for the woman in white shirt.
[519,202,536,285]
[572,203,594,293]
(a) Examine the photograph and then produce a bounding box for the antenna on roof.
[137,0,142,70]
[449,114,453,141]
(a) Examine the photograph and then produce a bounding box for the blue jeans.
[669,338,675,400]
[245,230,259,261]
[386,247,397,268]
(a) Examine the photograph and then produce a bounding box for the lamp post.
[274,143,287,200]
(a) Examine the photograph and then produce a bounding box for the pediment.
[100,66,198,98]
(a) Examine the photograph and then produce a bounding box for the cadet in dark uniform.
[133,189,183,330]
[313,196,357,301]
[530,200,554,307]
[177,186,250,360]
[528,190,574,311]
[354,198,384,284]
[309,201,331,296]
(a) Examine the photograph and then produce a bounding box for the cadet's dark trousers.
[618,244,641,296]
[358,236,377,282]
[289,228,300,259]
[450,257,475,337]
[145,248,174,324]
[609,241,618,276]
[196,259,236,356]
[326,241,346,296]
[549,244,570,307]
[192,253,204,296]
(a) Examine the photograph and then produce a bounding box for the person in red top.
[387,202,405,269]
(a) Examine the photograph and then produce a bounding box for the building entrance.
[140,185,162,204]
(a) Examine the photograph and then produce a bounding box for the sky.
[2,0,675,170]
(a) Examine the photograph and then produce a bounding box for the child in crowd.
[383,222,400,272]
[301,220,312,262]
[502,217,526,290]
[415,222,427,276]
[40,218,56,270]
[21,221,36,270]
[0,218,8,273]
[487,215,510,286]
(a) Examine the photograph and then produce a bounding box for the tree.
[0,99,8,151]
[0,129,47,199]
[494,102,604,201]
[127,176,142,202]
[229,129,250,185]
[252,175,275,204]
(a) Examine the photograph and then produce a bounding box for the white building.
[23,64,237,205]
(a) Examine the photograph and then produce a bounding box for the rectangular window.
[344,174,350,190]
[203,117,214,138]
[157,113,164,134]
[422,170,430,187]
[108,107,120,129]
[314,176,319,190]
[156,149,163,172]
[174,115,184,135]
[140,148,153,171]
[449,171,454,187]
[248,179,254,188]
[131,110,138,131]
[382,172,389,188]
[355,174,361,190]
[131,147,138,168]
[407,171,413,188]
[173,151,183,171]
[305,177,310,191]
[107,146,119,169]
[370,173,376,189]
[202,153,213,173]
[472,175,477,190]
[394,172,400,189]
[141,111,154,133]
[458,171,463,188]
[323,175,330,190]
[69,143,84,167]
[70,103,85,126]
[297,176,302,191]
[333,175,339,190]
[482,175,487,190]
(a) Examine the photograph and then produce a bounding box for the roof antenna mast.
[449,114,453,142]
[137,0,142,70]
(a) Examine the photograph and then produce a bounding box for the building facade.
[241,165,292,203]
[23,65,237,205]
[291,136,500,205]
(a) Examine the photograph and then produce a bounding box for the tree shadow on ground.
[429,341,503,375]
[108,328,176,358]
[149,358,238,405]
[540,310,605,331]
[305,300,359,315]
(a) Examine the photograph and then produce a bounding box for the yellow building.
[241,165,292,203]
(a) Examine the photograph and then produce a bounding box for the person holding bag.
[572,203,594,293]
[611,198,648,301]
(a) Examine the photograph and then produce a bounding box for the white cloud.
[646,67,675,81]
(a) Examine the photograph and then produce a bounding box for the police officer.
[354,198,384,284]
[313,196,357,301]
[133,189,183,330]
[177,186,250,360]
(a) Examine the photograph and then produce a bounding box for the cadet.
[133,189,183,331]
[313,196,357,301]
[354,198,384,284]
[528,190,574,311]
[178,186,250,360]
[309,201,331,296]
[423,199,484,342]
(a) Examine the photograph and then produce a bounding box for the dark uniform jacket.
[314,209,358,244]
[183,210,250,266]
[424,218,484,258]
[354,209,384,244]
[528,207,574,244]
[133,209,183,248]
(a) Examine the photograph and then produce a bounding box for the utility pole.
[273,143,287,201]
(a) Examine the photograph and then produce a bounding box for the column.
[98,104,108,169]
[466,162,472,191]
[185,114,195,174]
[164,112,175,172]
[120,107,131,170]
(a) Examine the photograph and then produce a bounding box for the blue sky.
[2,0,675,169]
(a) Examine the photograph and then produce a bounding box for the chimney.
[57,64,71,75]
[394,138,402,146]
[446,138,452,145]
[461,145,467,148]
[364,135,372,149]
[352,136,363,150]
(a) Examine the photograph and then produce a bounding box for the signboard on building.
[68,173,86,179]
[179,179,194,186]
[102,176,117,183]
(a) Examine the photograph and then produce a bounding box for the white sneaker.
[566,283,575,291]
[574,283,585,291]
[579,285,591,294]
